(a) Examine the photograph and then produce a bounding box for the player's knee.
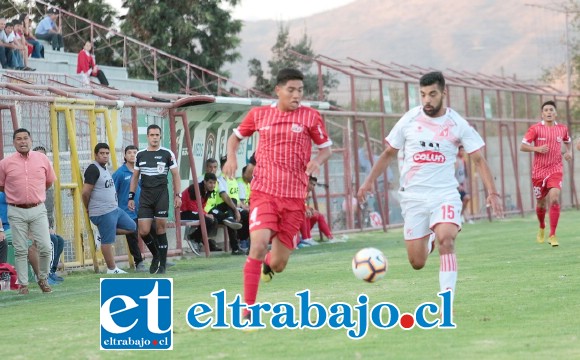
[408,257,426,270]
[271,261,287,273]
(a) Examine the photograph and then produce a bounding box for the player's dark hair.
[94,143,110,155]
[123,145,138,163]
[204,172,217,182]
[13,128,30,140]
[419,71,445,92]
[541,100,556,111]
[146,124,161,135]
[249,152,256,166]
[276,68,304,86]
[33,145,46,152]
[205,158,217,166]
[242,165,248,175]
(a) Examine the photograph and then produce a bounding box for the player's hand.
[222,159,238,179]
[234,210,241,222]
[0,233,5,242]
[563,151,572,161]
[128,199,135,211]
[486,193,504,219]
[305,209,312,217]
[305,159,320,177]
[174,197,182,209]
[536,145,549,154]
[357,181,373,206]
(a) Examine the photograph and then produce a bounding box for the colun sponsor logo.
[185,289,455,339]
[413,151,446,164]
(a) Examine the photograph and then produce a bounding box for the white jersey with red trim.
[386,106,484,196]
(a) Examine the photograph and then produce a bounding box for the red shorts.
[532,173,563,199]
[249,190,305,250]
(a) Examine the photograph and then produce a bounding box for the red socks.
[536,207,546,229]
[549,204,560,236]
[243,257,262,309]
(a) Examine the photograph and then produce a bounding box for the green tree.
[248,24,338,100]
[120,0,242,93]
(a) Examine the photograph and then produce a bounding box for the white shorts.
[400,192,462,240]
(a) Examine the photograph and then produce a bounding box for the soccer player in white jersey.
[520,100,572,246]
[357,71,503,307]
[222,68,333,321]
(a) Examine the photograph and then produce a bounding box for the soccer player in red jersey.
[520,100,572,247]
[222,68,333,321]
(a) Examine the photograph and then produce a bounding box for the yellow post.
[63,107,100,273]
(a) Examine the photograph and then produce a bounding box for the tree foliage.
[248,24,338,100]
[120,0,242,93]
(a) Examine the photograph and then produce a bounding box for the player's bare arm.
[223,134,241,178]
[127,168,140,211]
[520,143,548,154]
[305,146,332,176]
[171,167,181,208]
[563,142,572,161]
[357,145,398,204]
[470,150,503,218]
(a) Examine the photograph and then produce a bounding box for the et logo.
[100,278,173,350]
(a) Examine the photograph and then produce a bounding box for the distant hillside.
[226,0,568,90]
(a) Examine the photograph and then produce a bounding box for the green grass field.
[2,211,580,360]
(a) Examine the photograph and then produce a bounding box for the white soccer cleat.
[107,267,127,274]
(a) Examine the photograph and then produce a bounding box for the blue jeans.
[50,234,64,273]
[27,38,44,58]
[11,50,24,68]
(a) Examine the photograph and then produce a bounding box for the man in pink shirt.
[223,68,333,322]
[0,128,56,295]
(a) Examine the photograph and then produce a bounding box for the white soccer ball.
[352,247,388,282]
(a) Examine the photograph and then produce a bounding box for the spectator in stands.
[11,20,35,71]
[237,164,252,251]
[180,173,219,254]
[77,40,109,86]
[19,13,44,58]
[35,8,63,51]
[300,176,334,246]
[0,191,9,263]
[0,18,15,69]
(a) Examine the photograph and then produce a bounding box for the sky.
[107,0,355,21]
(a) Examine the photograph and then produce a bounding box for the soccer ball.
[352,247,388,282]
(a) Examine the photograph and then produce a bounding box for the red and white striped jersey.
[522,121,571,180]
[234,104,332,199]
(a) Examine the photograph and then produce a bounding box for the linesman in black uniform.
[128,124,181,274]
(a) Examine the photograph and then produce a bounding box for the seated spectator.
[0,18,15,69]
[11,20,35,71]
[19,13,44,58]
[34,8,63,51]
[77,41,109,86]
[180,173,219,253]
[300,176,334,246]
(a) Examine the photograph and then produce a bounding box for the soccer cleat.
[107,267,127,274]
[149,257,159,274]
[135,262,147,273]
[261,262,274,283]
[548,235,559,247]
[536,228,545,243]
[231,249,247,256]
[301,238,320,246]
[49,272,64,282]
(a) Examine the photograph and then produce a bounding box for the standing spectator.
[35,8,63,51]
[0,18,15,69]
[112,145,149,272]
[520,100,572,246]
[77,41,109,86]
[128,125,181,274]
[0,128,56,295]
[32,146,64,284]
[222,68,333,321]
[82,143,136,274]
[19,13,44,58]
[455,145,473,224]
